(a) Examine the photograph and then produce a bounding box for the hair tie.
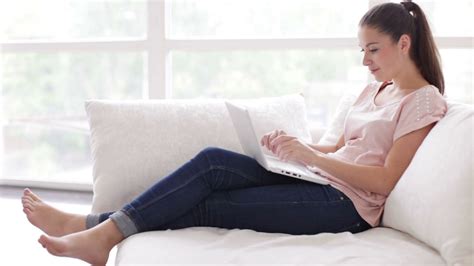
[401,1,416,13]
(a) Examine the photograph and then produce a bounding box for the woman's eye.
[360,48,378,53]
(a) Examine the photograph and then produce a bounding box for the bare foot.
[21,188,87,237]
[38,219,123,265]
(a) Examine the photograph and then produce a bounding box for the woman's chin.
[372,73,388,82]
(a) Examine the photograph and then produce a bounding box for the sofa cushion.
[382,102,473,265]
[318,91,358,145]
[115,227,445,265]
[85,94,311,213]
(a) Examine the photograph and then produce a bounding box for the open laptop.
[225,101,329,185]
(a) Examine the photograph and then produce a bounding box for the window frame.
[0,0,472,190]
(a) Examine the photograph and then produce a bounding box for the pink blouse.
[323,81,447,226]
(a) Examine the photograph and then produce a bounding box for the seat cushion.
[85,94,312,213]
[115,227,445,265]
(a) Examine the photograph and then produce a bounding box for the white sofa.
[85,94,473,265]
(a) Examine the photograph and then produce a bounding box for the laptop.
[225,101,329,185]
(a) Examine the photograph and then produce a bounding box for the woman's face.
[358,26,404,82]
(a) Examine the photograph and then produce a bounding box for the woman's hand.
[260,129,287,154]
[262,130,322,166]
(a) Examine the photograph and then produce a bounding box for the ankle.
[95,219,124,248]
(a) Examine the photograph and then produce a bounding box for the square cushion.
[382,102,473,265]
[85,94,311,213]
[318,91,358,145]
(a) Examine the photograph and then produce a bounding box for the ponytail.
[359,0,445,95]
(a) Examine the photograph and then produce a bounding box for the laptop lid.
[225,101,270,169]
[225,101,330,185]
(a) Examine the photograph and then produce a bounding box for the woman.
[22,1,447,265]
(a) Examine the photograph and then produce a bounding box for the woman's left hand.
[270,135,321,166]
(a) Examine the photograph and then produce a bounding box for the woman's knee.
[195,146,230,160]
[194,146,244,169]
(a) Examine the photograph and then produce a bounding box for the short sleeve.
[393,86,447,141]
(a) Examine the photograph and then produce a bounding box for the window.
[170,0,367,38]
[1,0,472,189]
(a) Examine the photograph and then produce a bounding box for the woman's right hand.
[260,129,287,154]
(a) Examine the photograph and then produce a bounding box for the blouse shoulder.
[399,85,447,114]
[394,85,447,141]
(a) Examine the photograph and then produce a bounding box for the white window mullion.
[147,0,170,99]
[0,44,3,183]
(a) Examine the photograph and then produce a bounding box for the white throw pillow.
[85,94,312,214]
[318,91,358,145]
[382,102,473,265]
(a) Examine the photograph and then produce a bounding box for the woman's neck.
[391,61,429,91]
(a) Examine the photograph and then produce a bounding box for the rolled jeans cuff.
[85,214,100,229]
[110,210,139,238]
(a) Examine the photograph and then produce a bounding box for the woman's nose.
[362,53,371,66]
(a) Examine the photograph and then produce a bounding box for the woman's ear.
[398,34,411,54]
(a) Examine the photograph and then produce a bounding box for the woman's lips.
[370,68,380,74]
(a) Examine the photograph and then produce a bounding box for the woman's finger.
[268,130,278,150]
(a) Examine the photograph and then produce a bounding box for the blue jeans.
[87,147,371,236]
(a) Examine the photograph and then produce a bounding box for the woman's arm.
[271,123,435,196]
[307,134,345,154]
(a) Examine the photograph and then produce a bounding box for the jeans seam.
[136,167,213,211]
[211,165,265,186]
[336,220,365,232]
[202,149,266,186]
[211,197,354,207]
[136,164,263,212]
[202,198,365,233]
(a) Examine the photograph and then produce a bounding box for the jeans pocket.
[323,185,349,202]
[337,219,371,234]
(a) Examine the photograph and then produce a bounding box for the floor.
[0,185,117,266]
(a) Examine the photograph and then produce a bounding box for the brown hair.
[359,0,444,95]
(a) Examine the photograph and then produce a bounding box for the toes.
[23,203,34,212]
[38,235,47,245]
[22,197,34,205]
[24,188,41,201]
[39,235,65,256]
[38,235,51,249]
[23,208,33,215]
[38,237,46,248]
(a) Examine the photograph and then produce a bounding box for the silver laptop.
[225,101,329,185]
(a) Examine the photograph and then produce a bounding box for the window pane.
[170,0,369,39]
[440,49,473,103]
[172,50,367,127]
[0,0,146,41]
[1,52,145,183]
[2,52,144,117]
[390,0,473,37]
[2,125,92,184]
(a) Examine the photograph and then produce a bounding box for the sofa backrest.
[382,101,473,265]
[317,95,473,264]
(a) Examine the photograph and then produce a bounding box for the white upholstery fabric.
[85,93,473,265]
[318,91,358,145]
[315,92,473,265]
[382,102,474,265]
[85,94,311,213]
[115,227,445,265]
